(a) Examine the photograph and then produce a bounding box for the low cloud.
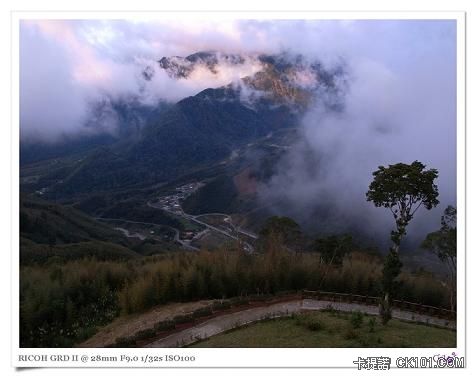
[20,20,270,142]
[20,19,456,141]
[258,22,456,247]
[20,19,457,247]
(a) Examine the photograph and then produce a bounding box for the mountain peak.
[157,51,345,108]
[158,51,247,79]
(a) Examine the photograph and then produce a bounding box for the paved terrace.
[145,299,455,348]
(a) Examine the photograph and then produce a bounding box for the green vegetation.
[20,194,127,246]
[181,175,238,215]
[20,247,450,347]
[101,199,183,229]
[350,311,364,329]
[366,161,439,324]
[258,216,303,251]
[422,205,457,312]
[212,300,233,310]
[367,317,376,332]
[154,319,175,332]
[192,306,213,318]
[20,195,184,264]
[19,194,452,349]
[20,259,124,347]
[191,311,455,348]
[20,239,139,264]
[108,300,242,347]
[20,194,141,264]
[314,234,354,266]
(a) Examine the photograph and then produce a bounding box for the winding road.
[147,201,256,252]
[97,181,258,253]
[96,217,199,251]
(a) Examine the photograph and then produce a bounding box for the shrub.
[294,315,306,327]
[294,314,323,331]
[306,318,323,331]
[249,294,272,302]
[275,290,296,296]
[114,336,136,347]
[192,306,213,318]
[367,317,376,332]
[20,248,451,348]
[212,300,232,310]
[350,311,364,329]
[153,320,175,332]
[173,314,194,324]
[133,328,156,341]
[229,297,248,306]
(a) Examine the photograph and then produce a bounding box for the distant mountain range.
[158,51,343,108]
[21,51,345,203]
[158,51,247,79]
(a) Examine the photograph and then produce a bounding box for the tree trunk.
[380,241,402,325]
[380,292,391,325]
[450,269,456,313]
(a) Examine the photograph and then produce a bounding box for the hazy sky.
[20,19,457,243]
[20,19,456,140]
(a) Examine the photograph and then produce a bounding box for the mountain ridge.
[21,51,345,202]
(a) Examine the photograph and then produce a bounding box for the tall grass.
[20,246,449,347]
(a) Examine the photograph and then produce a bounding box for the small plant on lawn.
[294,314,324,331]
[350,311,364,329]
[306,318,323,332]
[367,317,376,333]
[358,335,372,347]
[294,314,309,327]
[344,328,358,340]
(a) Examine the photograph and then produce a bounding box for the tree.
[421,205,456,312]
[314,234,354,266]
[258,216,302,253]
[366,161,439,324]
[315,234,354,290]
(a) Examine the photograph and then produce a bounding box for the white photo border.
[10,10,466,368]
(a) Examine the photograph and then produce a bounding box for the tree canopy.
[421,205,457,311]
[366,160,439,221]
[366,161,439,248]
[314,234,354,266]
[258,216,302,250]
[421,205,456,262]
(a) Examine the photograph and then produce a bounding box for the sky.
[20,19,457,245]
[20,19,455,140]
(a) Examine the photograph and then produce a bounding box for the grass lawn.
[190,311,456,348]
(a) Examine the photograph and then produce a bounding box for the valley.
[148,184,257,253]
[93,179,258,253]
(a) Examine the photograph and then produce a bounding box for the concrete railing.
[301,290,456,320]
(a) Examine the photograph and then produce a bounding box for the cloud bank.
[256,20,456,247]
[20,19,269,141]
[20,19,456,247]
